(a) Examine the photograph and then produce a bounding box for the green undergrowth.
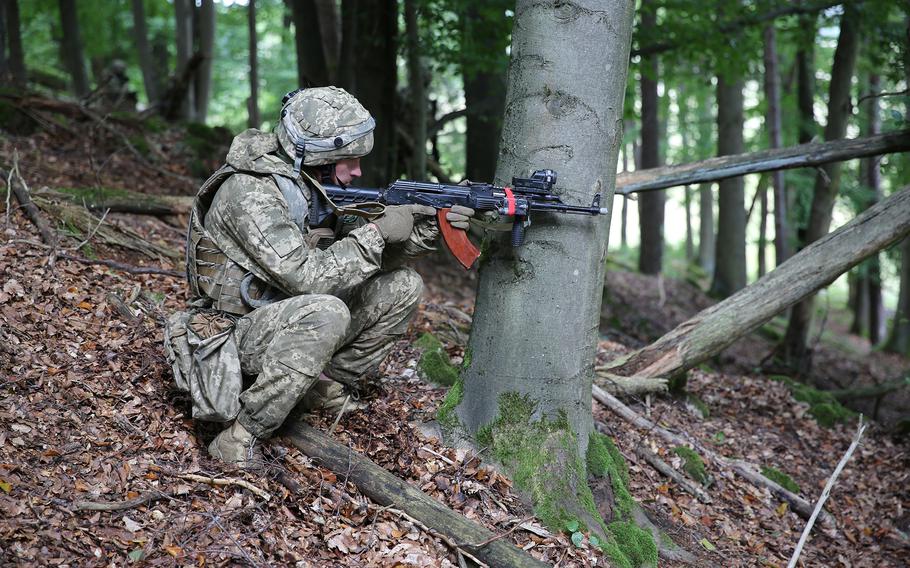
[770,375,856,427]
[415,333,459,386]
[479,392,656,567]
[672,446,708,485]
[436,378,463,432]
[58,186,134,202]
[760,466,800,494]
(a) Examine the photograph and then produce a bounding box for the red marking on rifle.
[504,187,516,216]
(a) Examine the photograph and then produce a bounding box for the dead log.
[35,187,192,217]
[604,184,910,381]
[592,385,832,526]
[615,129,910,195]
[282,422,550,568]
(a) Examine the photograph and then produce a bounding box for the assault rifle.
[313,169,609,269]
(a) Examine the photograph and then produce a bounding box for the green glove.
[372,205,436,244]
[445,205,475,230]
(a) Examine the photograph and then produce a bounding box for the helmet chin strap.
[320,164,341,188]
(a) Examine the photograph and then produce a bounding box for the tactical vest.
[186,166,315,316]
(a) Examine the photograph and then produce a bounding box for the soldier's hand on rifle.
[372,204,435,244]
[445,205,475,230]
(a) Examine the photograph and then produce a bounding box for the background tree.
[290,0,329,87]
[58,0,90,97]
[194,0,216,123]
[130,0,160,107]
[247,0,260,129]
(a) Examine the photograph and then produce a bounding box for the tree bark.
[174,0,195,120]
[290,0,329,87]
[796,15,817,144]
[337,0,357,92]
[620,142,629,249]
[863,74,884,344]
[886,237,910,354]
[781,6,860,370]
[5,0,24,87]
[696,92,714,276]
[458,0,633,460]
[130,0,160,107]
[403,0,427,180]
[0,2,8,83]
[764,24,789,266]
[58,0,90,97]
[758,176,768,278]
[194,0,215,123]
[351,0,398,186]
[615,130,910,195]
[709,75,746,297]
[247,0,260,129]
[637,0,664,275]
[678,87,694,262]
[603,184,910,382]
[283,423,550,568]
[314,0,339,84]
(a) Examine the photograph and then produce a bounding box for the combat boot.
[299,374,366,414]
[208,420,261,468]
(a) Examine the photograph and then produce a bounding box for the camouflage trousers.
[232,267,422,439]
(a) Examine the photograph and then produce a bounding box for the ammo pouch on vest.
[163,311,242,422]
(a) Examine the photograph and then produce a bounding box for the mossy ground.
[672,446,709,485]
[414,333,459,386]
[436,378,463,433]
[760,466,800,494]
[478,392,656,567]
[770,375,856,427]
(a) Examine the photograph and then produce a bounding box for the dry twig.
[178,473,272,502]
[73,491,169,512]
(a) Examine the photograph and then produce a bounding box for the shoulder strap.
[298,169,386,220]
[272,174,309,234]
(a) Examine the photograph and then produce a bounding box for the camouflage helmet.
[276,86,375,172]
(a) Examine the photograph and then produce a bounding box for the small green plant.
[436,378,464,432]
[673,446,708,485]
[414,333,459,386]
[770,375,856,427]
[760,466,800,494]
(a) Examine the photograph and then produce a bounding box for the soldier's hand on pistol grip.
[372,204,436,244]
[445,205,475,230]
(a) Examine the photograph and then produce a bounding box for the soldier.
[163,87,475,466]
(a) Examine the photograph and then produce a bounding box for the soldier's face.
[333,158,362,185]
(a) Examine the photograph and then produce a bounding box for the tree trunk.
[351,0,398,186]
[290,0,329,87]
[58,0,90,97]
[462,6,507,183]
[174,0,195,120]
[314,0,339,84]
[0,2,8,83]
[404,0,426,180]
[130,0,160,106]
[696,91,715,276]
[637,0,664,275]
[781,7,860,370]
[604,184,910,381]
[615,130,910,195]
[796,14,817,144]
[457,0,633,464]
[247,0,260,129]
[764,24,789,266]
[620,142,629,249]
[337,0,357,92]
[886,237,910,354]
[194,0,215,123]
[863,73,883,344]
[709,75,746,297]
[5,0,24,87]
[758,177,768,278]
[678,88,694,262]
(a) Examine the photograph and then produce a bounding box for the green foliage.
[760,466,800,494]
[770,375,857,428]
[672,446,708,485]
[415,333,460,386]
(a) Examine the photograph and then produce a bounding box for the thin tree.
[247,0,260,128]
[194,0,215,123]
[796,14,817,144]
[780,6,861,370]
[637,0,664,275]
[764,23,789,266]
[696,88,715,276]
[337,0,357,92]
[4,0,24,87]
[174,0,195,120]
[58,0,90,97]
[314,0,340,84]
[403,0,427,180]
[130,0,161,106]
[709,73,746,297]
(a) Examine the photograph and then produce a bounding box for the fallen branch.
[58,254,183,277]
[1,162,57,246]
[592,385,832,526]
[73,491,168,512]
[594,371,668,396]
[787,418,866,568]
[615,130,910,195]
[178,473,272,502]
[633,446,712,504]
[282,422,549,568]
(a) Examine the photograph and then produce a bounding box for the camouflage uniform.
[164,87,438,444]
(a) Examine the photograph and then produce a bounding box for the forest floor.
[1,116,909,567]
